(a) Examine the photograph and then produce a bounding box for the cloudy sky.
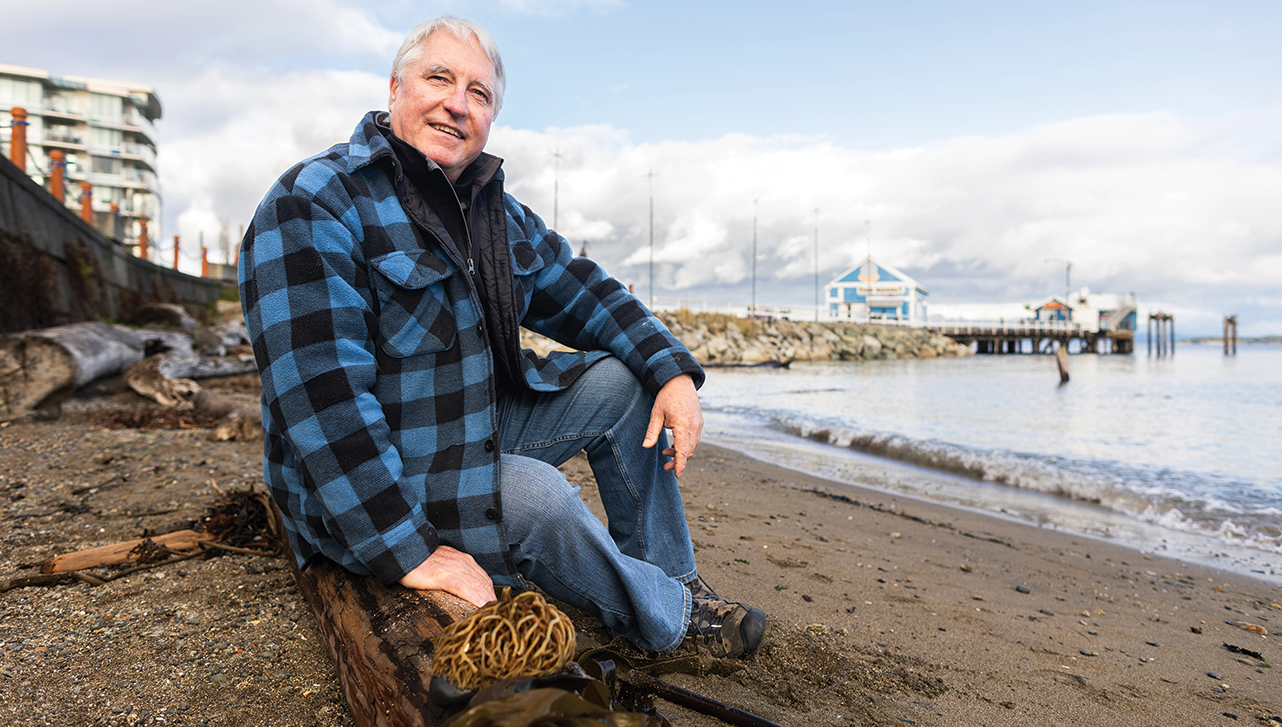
[9,0,1281,334]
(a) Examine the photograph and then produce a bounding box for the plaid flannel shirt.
[240,112,702,585]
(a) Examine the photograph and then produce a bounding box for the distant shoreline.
[1183,336,1281,345]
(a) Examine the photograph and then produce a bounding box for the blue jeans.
[496,356,696,653]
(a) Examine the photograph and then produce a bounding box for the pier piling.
[1148,312,1175,356]
[1223,315,1237,355]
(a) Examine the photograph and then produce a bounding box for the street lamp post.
[813,207,820,322]
[751,199,758,318]
[645,170,656,310]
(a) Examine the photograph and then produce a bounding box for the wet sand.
[1,388,1279,726]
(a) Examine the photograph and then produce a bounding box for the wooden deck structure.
[928,320,1135,354]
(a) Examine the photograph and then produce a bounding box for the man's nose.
[442,84,469,117]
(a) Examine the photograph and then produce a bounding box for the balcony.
[42,99,88,120]
[121,167,158,190]
[122,110,158,146]
[41,129,86,149]
[121,141,157,170]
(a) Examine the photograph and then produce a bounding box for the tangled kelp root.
[433,588,576,690]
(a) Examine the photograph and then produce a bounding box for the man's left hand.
[643,374,703,478]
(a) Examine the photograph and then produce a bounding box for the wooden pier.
[927,320,1134,354]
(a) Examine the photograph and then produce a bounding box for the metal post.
[551,145,562,230]
[751,199,758,318]
[79,181,93,223]
[813,207,819,322]
[49,150,66,203]
[645,170,656,310]
[8,107,28,172]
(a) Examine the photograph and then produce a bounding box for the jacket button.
[485,508,498,521]
[484,439,495,452]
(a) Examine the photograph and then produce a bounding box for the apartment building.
[1,63,161,254]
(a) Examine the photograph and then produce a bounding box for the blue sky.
[7,0,1281,334]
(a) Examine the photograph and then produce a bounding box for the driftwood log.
[194,390,263,442]
[289,555,475,727]
[0,322,144,420]
[124,353,259,408]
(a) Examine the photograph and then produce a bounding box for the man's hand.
[643,374,703,478]
[398,545,497,607]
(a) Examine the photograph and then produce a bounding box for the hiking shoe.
[685,596,765,659]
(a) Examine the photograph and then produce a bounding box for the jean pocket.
[370,250,457,357]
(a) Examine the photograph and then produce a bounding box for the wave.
[761,418,1282,556]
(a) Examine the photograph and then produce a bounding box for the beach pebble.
[1190,626,1203,634]
[960,564,973,572]
[1080,650,1098,657]
[1015,584,1031,594]
[1087,629,1098,635]
[1146,641,1160,647]
[1207,671,1223,679]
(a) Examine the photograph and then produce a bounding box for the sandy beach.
[1,383,1279,726]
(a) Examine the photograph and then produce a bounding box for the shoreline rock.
[521,311,972,363]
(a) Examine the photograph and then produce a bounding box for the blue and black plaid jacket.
[240,112,702,586]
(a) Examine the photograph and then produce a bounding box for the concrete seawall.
[0,155,222,334]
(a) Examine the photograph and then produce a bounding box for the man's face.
[389,31,497,182]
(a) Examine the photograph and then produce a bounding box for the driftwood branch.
[39,529,215,573]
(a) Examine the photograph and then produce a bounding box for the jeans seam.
[503,430,610,455]
[605,426,647,561]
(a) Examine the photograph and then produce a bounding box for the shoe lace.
[687,574,720,600]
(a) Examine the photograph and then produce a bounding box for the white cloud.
[160,67,386,265]
[481,113,1282,331]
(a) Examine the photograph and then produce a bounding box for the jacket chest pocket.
[370,250,457,357]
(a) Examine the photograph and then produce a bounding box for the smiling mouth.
[430,123,463,139]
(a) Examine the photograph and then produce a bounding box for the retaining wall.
[0,155,222,334]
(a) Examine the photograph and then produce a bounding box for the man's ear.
[388,72,399,108]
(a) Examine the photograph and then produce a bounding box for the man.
[240,16,764,658]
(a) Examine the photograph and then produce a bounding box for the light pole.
[1044,257,1072,300]
[551,145,562,230]
[645,169,657,309]
[813,207,820,322]
[751,198,758,318]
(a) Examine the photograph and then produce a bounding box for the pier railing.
[928,319,1090,336]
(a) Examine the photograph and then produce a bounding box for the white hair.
[391,17,506,114]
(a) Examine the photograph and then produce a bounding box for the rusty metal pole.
[138,220,149,261]
[8,107,27,171]
[173,235,180,269]
[201,245,209,278]
[49,150,66,202]
[79,181,93,223]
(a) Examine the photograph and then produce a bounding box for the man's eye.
[471,89,491,104]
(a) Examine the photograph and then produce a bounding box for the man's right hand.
[398,545,497,608]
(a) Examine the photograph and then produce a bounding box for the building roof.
[825,255,928,294]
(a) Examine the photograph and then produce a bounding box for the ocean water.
[696,344,1282,585]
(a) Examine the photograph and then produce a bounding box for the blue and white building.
[824,256,929,325]
[1033,288,1138,333]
